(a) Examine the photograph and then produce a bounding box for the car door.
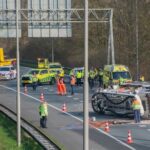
[39,69,49,83]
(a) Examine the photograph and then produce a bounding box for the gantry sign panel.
[28,0,72,37]
[0,0,21,37]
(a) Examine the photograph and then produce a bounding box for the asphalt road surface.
[0,67,150,150]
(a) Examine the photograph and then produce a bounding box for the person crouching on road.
[132,97,141,123]
[39,101,48,128]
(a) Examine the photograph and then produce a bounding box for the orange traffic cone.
[24,86,28,94]
[104,122,110,133]
[127,130,133,144]
[40,93,44,102]
[62,103,67,112]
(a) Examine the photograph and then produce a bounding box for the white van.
[0,66,16,80]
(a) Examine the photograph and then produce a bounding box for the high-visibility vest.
[119,77,124,84]
[71,77,76,85]
[132,100,141,110]
[89,71,95,79]
[76,72,82,79]
[140,76,144,81]
[32,75,37,82]
[99,71,103,76]
[39,103,48,117]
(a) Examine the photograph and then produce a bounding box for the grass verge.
[0,112,44,150]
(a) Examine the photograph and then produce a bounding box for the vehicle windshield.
[28,70,39,75]
[38,60,44,63]
[113,72,131,79]
[49,65,61,69]
[0,67,10,71]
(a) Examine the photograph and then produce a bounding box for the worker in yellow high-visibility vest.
[132,98,141,123]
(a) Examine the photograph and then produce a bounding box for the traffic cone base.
[24,86,28,94]
[62,103,67,112]
[104,122,110,132]
[40,93,44,102]
[127,130,133,144]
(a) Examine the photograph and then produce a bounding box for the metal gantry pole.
[110,9,115,64]
[51,38,54,62]
[135,0,139,80]
[84,0,89,150]
[16,0,21,147]
[107,29,111,65]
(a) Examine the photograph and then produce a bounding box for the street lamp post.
[84,0,89,150]
[51,38,54,62]
[16,0,21,147]
[135,0,139,80]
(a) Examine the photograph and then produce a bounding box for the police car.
[0,66,17,80]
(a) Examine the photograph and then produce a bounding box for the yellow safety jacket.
[132,100,141,110]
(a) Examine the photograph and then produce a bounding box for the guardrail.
[0,104,61,150]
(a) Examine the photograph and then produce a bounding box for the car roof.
[73,67,84,71]
[30,68,47,71]
[122,81,150,88]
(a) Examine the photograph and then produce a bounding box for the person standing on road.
[76,71,82,86]
[132,97,141,123]
[39,101,48,128]
[32,72,37,91]
[60,77,67,95]
[70,75,76,95]
[98,69,103,88]
[89,69,95,89]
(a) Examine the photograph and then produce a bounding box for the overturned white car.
[91,81,150,118]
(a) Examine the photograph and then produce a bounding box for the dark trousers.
[32,82,37,91]
[70,85,74,95]
[76,78,81,86]
[40,116,47,128]
[99,78,103,88]
[89,78,94,89]
[133,110,141,123]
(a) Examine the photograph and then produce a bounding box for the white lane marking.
[67,95,72,98]
[0,85,136,150]
[147,129,150,131]
[73,97,79,100]
[49,89,54,92]
[139,124,146,128]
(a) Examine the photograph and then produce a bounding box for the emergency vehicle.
[0,65,16,80]
[21,68,55,86]
[37,58,64,77]
[48,62,64,77]
[37,58,49,69]
[103,64,132,87]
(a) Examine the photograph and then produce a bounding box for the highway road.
[0,67,150,150]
